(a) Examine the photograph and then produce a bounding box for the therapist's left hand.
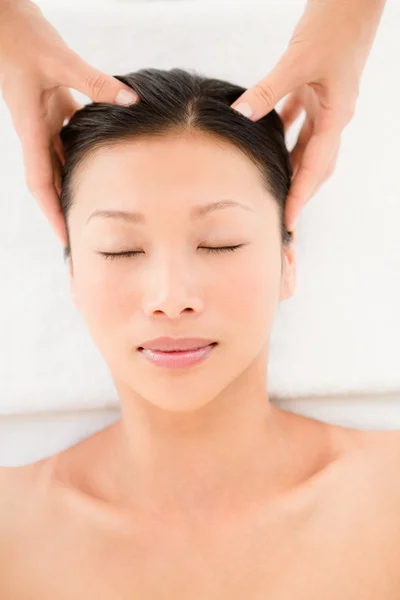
[231,0,387,232]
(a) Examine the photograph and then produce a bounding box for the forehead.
[69,131,273,224]
[74,131,264,191]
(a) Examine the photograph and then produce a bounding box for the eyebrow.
[85,199,255,225]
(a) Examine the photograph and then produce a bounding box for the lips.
[138,343,217,369]
[140,343,216,353]
[138,337,216,352]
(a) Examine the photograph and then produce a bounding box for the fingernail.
[115,89,139,106]
[233,102,253,118]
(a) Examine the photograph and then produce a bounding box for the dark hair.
[59,67,293,263]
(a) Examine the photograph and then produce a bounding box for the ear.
[280,236,296,301]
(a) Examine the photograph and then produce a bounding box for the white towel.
[0,0,399,418]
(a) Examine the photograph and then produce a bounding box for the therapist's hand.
[231,0,387,232]
[0,0,139,247]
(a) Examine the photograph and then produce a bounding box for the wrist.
[309,0,387,17]
[0,0,36,17]
[307,0,387,48]
[0,0,13,15]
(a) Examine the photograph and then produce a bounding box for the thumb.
[66,56,139,106]
[231,57,304,122]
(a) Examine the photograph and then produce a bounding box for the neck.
[95,358,332,517]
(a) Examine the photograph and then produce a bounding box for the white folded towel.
[0,1,399,417]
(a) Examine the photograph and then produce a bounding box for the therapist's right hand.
[0,0,139,247]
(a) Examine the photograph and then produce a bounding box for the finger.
[230,55,306,122]
[324,150,338,182]
[294,147,338,210]
[51,144,62,198]
[290,115,314,179]
[53,133,65,167]
[20,114,68,246]
[279,91,304,134]
[54,89,82,127]
[65,99,82,121]
[285,127,341,231]
[49,143,69,246]
[61,54,140,106]
[4,82,69,244]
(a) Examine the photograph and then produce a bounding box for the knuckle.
[84,73,108,100]
[298,163,314,182]
[342,103,356,123]
[252,81,276,108]
[283,47,312,78]
[335,91,358,126]
[327,161,336,178]
[334,98,356,126]
[25,172,36,193]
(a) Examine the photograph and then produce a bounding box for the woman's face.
[67,130,296,412]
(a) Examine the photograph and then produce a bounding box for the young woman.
[1,68,399,599]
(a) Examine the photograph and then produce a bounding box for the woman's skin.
[65,130,297,512]
[1,130,400,599]
[0,0,387,243]
[0,0,396,595]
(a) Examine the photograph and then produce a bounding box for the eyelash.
[100,245,244,261]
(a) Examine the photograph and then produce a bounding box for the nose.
[142,258,205,319]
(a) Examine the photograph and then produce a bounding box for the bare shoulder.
[330,427,400,483]
[327,428,400,527]
[350,428,400,474]
[0,465,28,588]
[0,464,27,531]
[0,459,54,558]
[360,429,400,490]
[0,462,47,594]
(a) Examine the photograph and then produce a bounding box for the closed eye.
[99,245,244,261]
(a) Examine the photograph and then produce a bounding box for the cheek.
[215,248,281,326]
[73,245,281,337]
[75,265,138,334]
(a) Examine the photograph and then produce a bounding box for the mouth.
[137,342,218,369]
[138,342,217,352]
